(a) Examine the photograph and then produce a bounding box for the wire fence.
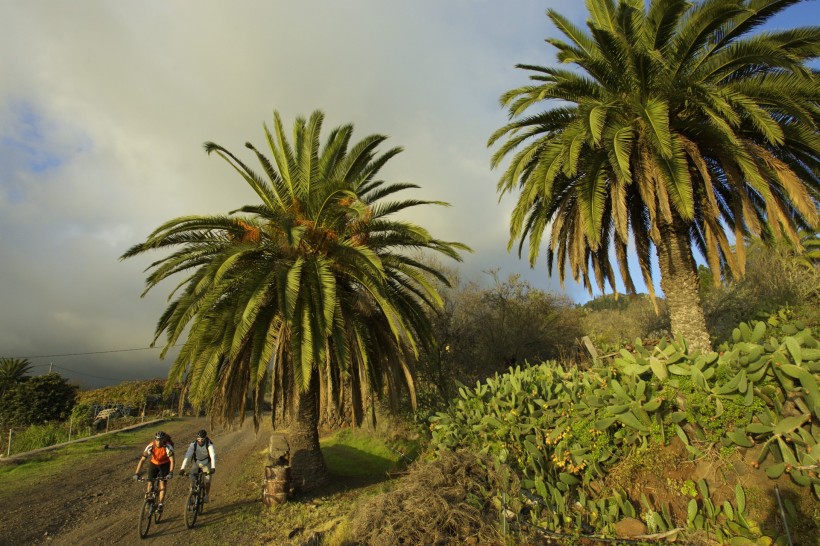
[2,400,181,458]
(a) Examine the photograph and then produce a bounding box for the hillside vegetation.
[422,312,819,544]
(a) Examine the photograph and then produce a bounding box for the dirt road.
[0,417,272,546]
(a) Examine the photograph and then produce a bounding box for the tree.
[416,269,583,407]
[453,271,582,379]
[488,0,819,351]
[700,234,820,341]
[0,357,32,395]
[0,372,77,426]
[122,111,469,489]
[580,293,670,350]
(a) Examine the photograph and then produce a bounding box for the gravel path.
[0,416,271,545]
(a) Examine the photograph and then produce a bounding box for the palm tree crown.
[122,111,468,488]
[0,357,32,387]
[489,0,819,350]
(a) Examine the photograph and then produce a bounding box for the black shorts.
[147,461,171,480]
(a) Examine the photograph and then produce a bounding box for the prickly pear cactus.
[429,315,819,543]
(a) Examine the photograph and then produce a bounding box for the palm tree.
[794,230,820,270]
[122,111,469,489]
[488,0,819,351]
[0,357,32,389]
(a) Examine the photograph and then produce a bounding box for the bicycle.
[184,468,208,528]
[136,476,168,538]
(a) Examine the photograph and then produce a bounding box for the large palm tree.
[489,0,819,351]
[122,111,469,489]
[0,357,32,394]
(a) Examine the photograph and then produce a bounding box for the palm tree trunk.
[287,369,328,491]
[656,217,712,352]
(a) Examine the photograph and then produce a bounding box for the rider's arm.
[208,443,216,470]
[180,442,196,471]
[135,452,148,474]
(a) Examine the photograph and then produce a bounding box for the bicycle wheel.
[184,490,199,528]
[138,499,153,538]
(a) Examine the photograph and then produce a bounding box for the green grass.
[321,428,417,479]
[0,424,162,494]
[258,427,418,545]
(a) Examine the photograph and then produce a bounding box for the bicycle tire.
[138,499,153,538]
[184,490,198,528]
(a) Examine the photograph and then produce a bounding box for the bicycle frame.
[137,476,168,538]
[184,469,207,528]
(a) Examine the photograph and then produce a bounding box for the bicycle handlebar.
[136,476,169,482]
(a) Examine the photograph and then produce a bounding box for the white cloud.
[1,0,598,386]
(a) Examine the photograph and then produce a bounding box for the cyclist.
[133,431,175,514]
[179,429,217,503]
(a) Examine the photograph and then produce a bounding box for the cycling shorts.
[147,461,171,480]
[190,462,213,482]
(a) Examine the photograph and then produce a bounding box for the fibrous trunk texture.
[656,217,712,352]
[286,370,328,491]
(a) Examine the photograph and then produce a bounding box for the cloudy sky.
[0,1,814,388]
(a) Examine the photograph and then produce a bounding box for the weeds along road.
[0,416,272,545]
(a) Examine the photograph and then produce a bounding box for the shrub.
[0,373,77,427]
[429,317,819,543]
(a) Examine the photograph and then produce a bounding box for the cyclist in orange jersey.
[134,431,175,513]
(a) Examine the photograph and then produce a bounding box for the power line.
[30,363,128,382]
[2,345,168,360]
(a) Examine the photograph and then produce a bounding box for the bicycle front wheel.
[184,491,198,528]
[138,499,153,538]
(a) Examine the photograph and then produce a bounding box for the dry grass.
[344,449,510,546]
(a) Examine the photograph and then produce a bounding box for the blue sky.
[0,0,816,387]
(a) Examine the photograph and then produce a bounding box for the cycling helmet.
[155,431,167,442]
[196,429,208,440]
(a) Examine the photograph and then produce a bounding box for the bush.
[580,293,670,352]
[701,238,820,344]
[346,450,509,546]
[0,373,77,427]
[70,404,95,429]
[429,318,819,544]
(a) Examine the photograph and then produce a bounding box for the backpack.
[189,438,212,461]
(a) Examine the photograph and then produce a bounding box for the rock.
[613,517,647,538]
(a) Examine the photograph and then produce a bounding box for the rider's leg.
[146,463,159,497]
[204,463,212,497]
[157,463,170,505]
[190,463,200,491]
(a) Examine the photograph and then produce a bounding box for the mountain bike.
[184,469,208,528]
[137,476,167,538]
